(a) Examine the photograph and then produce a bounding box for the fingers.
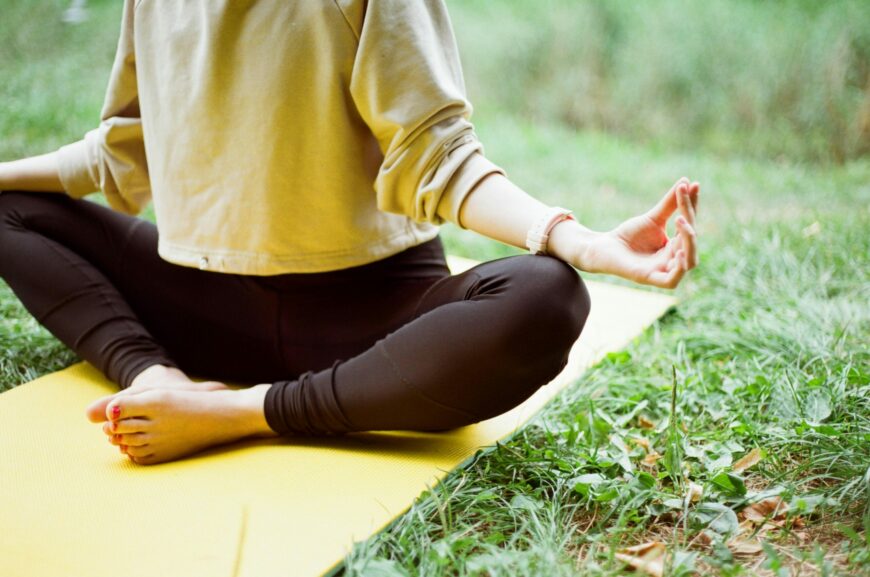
[646,177,689,225]
[676,215,698,268]
[647,216,698,288]
[649,178,698,289]
[688,181,700,214]
[676,180,697,229]
[664,228,682,259]
[647,250,687,289]
[647,177,700,227]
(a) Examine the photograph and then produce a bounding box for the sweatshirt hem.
[157,225,441,275]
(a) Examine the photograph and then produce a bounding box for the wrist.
[0,162,15,191]
[546,218,601,271]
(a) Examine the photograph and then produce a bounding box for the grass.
[343,119,870,576]
[450,0,870,163]
[1,1,869,575]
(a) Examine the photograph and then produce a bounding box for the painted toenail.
[112,421,118,432]
[111,405,121,419]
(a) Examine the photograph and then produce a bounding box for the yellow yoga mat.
[0,255,675,577]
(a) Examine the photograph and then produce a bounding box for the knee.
[508,255,591,355]
[0,190,37,228]
[480,257,590,418]
[0,192,21,245]
[0,190,17,220]
[0,192,71,275]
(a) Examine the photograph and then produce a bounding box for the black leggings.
[0,191,590,435]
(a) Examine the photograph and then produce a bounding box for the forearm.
[0,151,66,193]
[457,172,599,270]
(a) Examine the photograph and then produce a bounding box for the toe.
[102,417,151,436]
[86,387,148,422]
[86,394,119,422]
[108,432,150,447]
[125,444,153,458]
[129,454,158,465]
[106,389,166,423]
[122,432,150,447]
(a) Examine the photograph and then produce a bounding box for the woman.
[0,0,698,465]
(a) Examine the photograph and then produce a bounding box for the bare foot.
[85,364,229,423]
[101,385,278,465]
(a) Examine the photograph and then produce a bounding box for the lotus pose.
[0,0,698,465]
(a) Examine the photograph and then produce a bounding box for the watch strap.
[526,206,575,255]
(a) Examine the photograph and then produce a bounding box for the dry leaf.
[735,518,783,544]
[614,553,664,577]
[794,530,809,542]
[740,507,766,523]
[621,541,667,556]
[685,481,704,503]
[732,448,763,473]
[638,415,656,429]
[631,437,651,451]
[739,496,804,529]
[737,519,757,537]
[642,451,662,466]
[729,538,763,556]
[616,541,666,577]
[741,496,787,521]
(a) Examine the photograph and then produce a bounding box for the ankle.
[233,384,279,438]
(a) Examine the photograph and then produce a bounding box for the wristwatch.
[526,206,575,256]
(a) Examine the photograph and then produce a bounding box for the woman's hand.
[430,169,699,290]
[570,177,699,289]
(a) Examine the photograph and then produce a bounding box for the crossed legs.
[0,191,590,464]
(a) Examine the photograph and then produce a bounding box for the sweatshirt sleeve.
[348,0,504,229]
[55,0,151,216]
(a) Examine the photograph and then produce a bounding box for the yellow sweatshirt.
[56,0,504,275]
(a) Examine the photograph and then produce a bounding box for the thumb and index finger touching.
[646,176,700,226]
[642,176,701,288]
